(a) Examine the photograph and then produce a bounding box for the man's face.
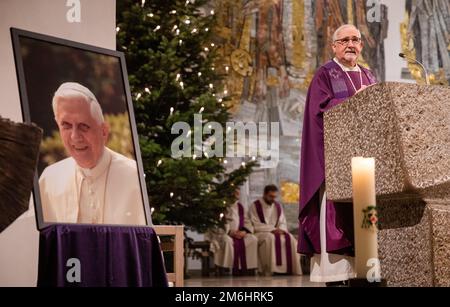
[234,189,240,201]
[332,27,363,66]
[263,191,278,205]
[56,97,109,169]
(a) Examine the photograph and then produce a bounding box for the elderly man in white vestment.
[249,185,302,276]
[210,189,258,275]
[39,82,146,225]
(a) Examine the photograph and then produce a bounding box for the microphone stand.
[399,53,430,85]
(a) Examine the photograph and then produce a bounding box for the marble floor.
[184,275,325,287]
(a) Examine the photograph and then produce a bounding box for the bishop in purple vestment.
[298,25,377,283]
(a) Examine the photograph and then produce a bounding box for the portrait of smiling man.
[39,82,146,225]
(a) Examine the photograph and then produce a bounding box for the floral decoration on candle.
[362,206,379,231]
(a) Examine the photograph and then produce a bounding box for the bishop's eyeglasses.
[334,36,362,46]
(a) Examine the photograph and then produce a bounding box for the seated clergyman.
[249,185,302,276]
[210,189,258,275]
[39,82,145,225]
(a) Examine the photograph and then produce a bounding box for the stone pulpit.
[323,82,450,286]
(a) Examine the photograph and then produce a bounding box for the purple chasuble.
[254,200,292,274]
[233,202,247,272]
[298,60,377,256]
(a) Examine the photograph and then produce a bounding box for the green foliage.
[117,0,256,232]
[104,113,135,159]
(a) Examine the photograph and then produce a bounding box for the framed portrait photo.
[11,28,152,229]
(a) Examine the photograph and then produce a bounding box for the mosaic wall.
[210,0,388,230]
[401,0,450,85]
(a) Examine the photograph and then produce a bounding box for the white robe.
[309,184,355,282]
[249,199,302,275]
[308,60,359,282]
[39,147,146,225]
[209,201,258,270]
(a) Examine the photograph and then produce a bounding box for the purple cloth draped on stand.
[37,224,168,287]
[233,202,247,273]
[298,59,377,256]
[254,200,292,274]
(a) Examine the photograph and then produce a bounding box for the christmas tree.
[116,0,256,233]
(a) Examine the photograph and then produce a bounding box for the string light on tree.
[199,106,204,113]
[136,93,142,100]
[117,0,256,232]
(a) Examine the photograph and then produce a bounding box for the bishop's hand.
[356,84,368,94]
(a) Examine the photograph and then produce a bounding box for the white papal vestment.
[39,147,146,225]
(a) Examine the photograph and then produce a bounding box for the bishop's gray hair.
[332,24,361,41]
[52,82,104,124]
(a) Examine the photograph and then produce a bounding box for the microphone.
[399,53,430,85]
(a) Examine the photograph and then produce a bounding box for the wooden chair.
[153,225,184,287]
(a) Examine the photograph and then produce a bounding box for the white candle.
[351,157,379,279]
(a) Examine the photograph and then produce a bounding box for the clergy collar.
[333,57,360,72]
[77,147,111,180]
[260,198,274,206]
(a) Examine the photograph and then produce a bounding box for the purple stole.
[232,202,247,272]
[323,60,377,99]
[254,200,292,274]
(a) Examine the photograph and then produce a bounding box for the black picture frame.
[10,27,152,230]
